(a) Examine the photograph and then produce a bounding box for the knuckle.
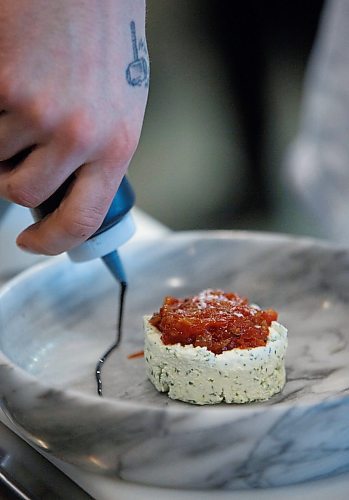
[0,73,19,107]
[110,123,139,164]
[62,206,105,240]
[26,98,55,129]
[121,131,139,161]
[6,180,41,208]
[63,112,96,152]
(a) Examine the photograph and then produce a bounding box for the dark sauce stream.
[95,281,127,396]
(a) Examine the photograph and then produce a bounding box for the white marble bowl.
[1,231,349,490]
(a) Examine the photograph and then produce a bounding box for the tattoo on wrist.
[125,20,149,88]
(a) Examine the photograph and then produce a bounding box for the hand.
[0,0,148,254]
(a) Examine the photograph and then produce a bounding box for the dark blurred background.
[130,0,325,236]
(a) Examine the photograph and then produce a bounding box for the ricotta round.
[144,316,288,405]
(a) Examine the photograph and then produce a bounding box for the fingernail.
[16,242,41,255]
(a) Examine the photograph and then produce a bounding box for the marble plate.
[1,231,349,490]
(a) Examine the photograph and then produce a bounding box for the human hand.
[0,0,148,254]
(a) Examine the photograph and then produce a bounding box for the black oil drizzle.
[95,281,127,396]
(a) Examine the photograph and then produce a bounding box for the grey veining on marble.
[1,231,349,490]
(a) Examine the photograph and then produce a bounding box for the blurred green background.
[130,0,325,237]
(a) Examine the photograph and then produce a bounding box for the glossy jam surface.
[150,289,278,354]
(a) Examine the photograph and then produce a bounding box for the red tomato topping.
[150,289,278,354]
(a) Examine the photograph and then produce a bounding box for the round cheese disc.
[144,316,288,405]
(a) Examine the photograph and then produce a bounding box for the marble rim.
[0,229,347,416]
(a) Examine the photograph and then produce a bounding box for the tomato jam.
[149,289,278,355]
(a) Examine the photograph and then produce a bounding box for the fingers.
[0,109,136,256]
[0,106,100,208]
[0,111,38,161]
[16,161,126,255]
[0,136,90,208]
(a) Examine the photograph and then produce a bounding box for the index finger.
[16,161,126,255]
